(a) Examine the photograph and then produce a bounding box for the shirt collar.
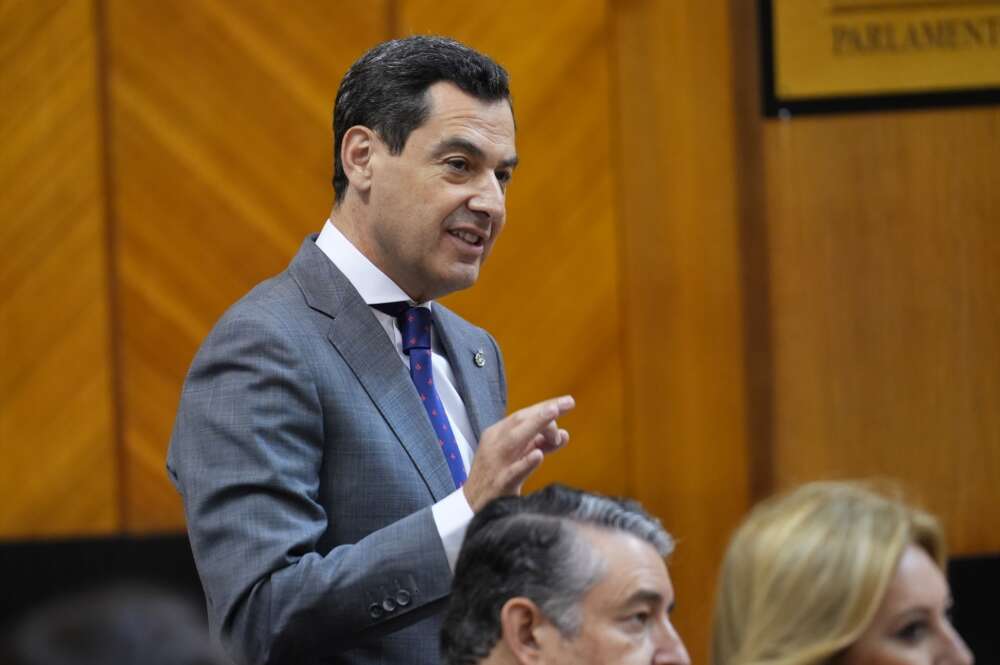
[315,219,432,309]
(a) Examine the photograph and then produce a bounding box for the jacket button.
[368,602,383,619]
[395,589,412,607]
[382,597,397,612]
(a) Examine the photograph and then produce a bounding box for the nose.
[652,618,690,665]
[467,171,505,223]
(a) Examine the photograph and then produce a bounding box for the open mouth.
[448,229,485,247]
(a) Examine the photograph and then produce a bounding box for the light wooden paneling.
[401,0,628,497]
[711,11,1000,664]
[728,0,1000,557]
[104,0,389,530]
[611,2,751,662]
[0,0,117,536]
[760,109,1000,555]
[6,16,994,662]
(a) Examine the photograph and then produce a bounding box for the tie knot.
[374,303,431,354]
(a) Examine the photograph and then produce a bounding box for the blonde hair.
[711,481,943,665]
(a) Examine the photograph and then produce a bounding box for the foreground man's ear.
[500,597,552,665]
[341,125,377,195]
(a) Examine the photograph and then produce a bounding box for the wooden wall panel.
[104,0,389,530]
[7,16,993,665]
[400,0,628,496]
[726,0,1000,558]
[760,109,1000,555]
[0,0,117,536]
[612,2,751,662]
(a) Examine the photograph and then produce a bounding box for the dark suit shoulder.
[209,236,347,335]
[221,269,303,322]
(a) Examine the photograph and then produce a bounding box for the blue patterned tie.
[375,303,467,489]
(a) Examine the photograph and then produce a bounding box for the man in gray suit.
[167,36,574,665]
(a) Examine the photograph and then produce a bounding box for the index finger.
[504,395,575,442]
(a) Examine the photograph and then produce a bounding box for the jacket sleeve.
[166,302,453,665]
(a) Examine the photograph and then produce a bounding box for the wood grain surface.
[1,0,118,536]
[761,108,1000,555]
[2,10,998,662]
[402,0,629,497]
[732,0,1000,558]
[611,1,752,661]
[103,0,388,530]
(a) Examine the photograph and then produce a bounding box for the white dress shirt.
[315,220,475,570]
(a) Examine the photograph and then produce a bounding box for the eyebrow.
[891,605,933,621]
[624,589,669,610]
[431,137,519,170]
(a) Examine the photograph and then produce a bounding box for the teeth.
[451,230,481,245]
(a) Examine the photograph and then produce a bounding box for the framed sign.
[761,0,1000,115]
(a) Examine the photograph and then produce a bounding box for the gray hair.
[441,484,674,665]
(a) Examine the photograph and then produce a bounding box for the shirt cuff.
[431,488,475,572]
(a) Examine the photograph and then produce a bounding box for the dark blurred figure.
[2,584,228,665]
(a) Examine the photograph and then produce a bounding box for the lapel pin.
[473,349,486,368]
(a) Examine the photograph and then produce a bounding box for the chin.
[436,265,481,296]
[441,277,478,298]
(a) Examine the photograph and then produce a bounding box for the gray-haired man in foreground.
[441,484,690,665]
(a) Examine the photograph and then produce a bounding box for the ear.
[341,125,378,195]
[500,597,551,665]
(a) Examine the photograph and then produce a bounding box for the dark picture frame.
[759,0,1000,116]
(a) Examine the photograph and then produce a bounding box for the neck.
[327,203,427,303]
[328,200,364,249]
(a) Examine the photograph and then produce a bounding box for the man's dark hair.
[440,484,674,665]
[1,584,228,665]
[332,35,511,204]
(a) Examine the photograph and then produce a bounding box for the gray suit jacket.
[167,237,507,665]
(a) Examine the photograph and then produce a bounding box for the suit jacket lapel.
[289,238,457,502]
[433,306,498,441]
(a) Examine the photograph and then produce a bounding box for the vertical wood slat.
[761,109,1000,555]
[400,0,629,498]
[103,0,390,530]
[611,1,752,662]
[0,0,118,536]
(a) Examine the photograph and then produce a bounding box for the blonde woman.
[712,481,973,665]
